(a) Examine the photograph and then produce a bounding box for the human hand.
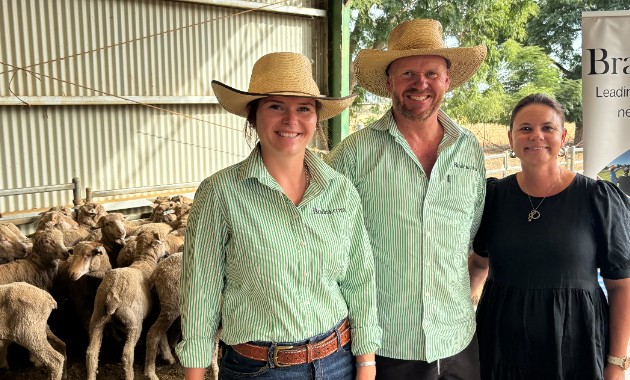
[603,364,625,380]
[356,364,376,380]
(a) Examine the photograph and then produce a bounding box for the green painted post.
[327,0,351,149]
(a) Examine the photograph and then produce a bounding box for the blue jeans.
[219,321,355,379]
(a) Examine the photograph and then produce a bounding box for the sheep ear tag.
[96,246,105,255]
[163,209,175,215]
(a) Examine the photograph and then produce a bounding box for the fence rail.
[0,146,586,227]
[485,146,584,178]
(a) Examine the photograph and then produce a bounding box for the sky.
[610,149,630,165]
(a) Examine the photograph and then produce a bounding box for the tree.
[349,0,539,121]
[524,0,628,144]
[444,40,566,126]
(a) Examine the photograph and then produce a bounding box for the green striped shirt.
[326,109,485,362]
[176,146,381,368]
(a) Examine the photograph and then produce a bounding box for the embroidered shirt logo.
[454,162,478,171]
[312,207,347,215]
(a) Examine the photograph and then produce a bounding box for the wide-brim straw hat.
[355,19,487,98]
[211,52,356,121]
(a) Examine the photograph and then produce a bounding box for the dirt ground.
[0,359,188,380]
[0,302,217,380]
[0,343,217,380]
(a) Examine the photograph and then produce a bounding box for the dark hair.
[509,93,565,131]
[243,98,324,147]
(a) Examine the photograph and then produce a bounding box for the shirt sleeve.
[469,143,487,244]
[338,184,382,356]
[591,179,630,280]
[325,138,357,184]
[176,178,228,368]
[473,178,499,258]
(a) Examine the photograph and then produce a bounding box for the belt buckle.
[272,345,294,368]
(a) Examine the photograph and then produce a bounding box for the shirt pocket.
[320,225,351,281]
[444,172,481,216]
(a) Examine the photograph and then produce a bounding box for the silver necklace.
[521,173,561,222]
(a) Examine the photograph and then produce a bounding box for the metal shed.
[0,0,351,228]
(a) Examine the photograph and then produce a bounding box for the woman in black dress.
[469,93,630,380]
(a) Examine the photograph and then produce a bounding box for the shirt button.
[300,241,306,247]
[426,232,431,238]
[304,272,308,277]
[425,291,430,297]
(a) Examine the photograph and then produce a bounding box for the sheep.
[86,232,167,380]
[117,221,178,265]
[144,252,181,380]
[148,201,178,224]
[0,282,66,380]
[162,231,184,255]
[64,241,112,333]
[67,241,111,281]
[171,202,191,232]
[58,202,108,245]
[36,209,79,232]
[122,218,152,236]
[61,228,101,248]
[152,194,193,207]
[131,222,173,239]
[116,235,138,268]
[76,202,107,229]
[96,213,128,267]
[145,252,220,380]
[38,203,106,248]
[0,223,30,264]
[0,229,70,290]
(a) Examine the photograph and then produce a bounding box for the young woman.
[176,52,381,380]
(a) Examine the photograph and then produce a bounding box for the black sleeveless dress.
[473,174,630,380]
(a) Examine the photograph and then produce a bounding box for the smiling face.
[253,96,318,159]
[386,55,450,122]
[509,103,567,167]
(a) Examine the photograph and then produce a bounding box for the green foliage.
[348,0,608,131]
[444,86,508,124]
[500,40,560,93]
[349,0,540,121]
[555,78,582,125]
[525,0,630,79]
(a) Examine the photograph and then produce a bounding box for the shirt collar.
[369,108,463,145]
[237,144,338,188]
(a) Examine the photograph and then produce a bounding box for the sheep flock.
[0,195,219,380]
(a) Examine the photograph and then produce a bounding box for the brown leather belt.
[231,319,351,367]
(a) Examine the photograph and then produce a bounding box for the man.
[326,19,487,379]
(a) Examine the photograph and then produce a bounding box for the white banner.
[582,11,630,196]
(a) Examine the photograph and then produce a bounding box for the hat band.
[250,90,322,97]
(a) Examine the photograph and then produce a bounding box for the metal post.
[327,0,351,149]
[85,187,93,203]
[72,177,82,219]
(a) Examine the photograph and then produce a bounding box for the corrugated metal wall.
[0,0,328,217]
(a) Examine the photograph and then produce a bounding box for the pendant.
[528,209,540,222]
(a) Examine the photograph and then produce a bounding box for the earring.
[508,149,516,158]
[558,147,566,157]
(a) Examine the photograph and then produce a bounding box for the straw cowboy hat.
[211,52,356,121]
[355,18,487,97]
